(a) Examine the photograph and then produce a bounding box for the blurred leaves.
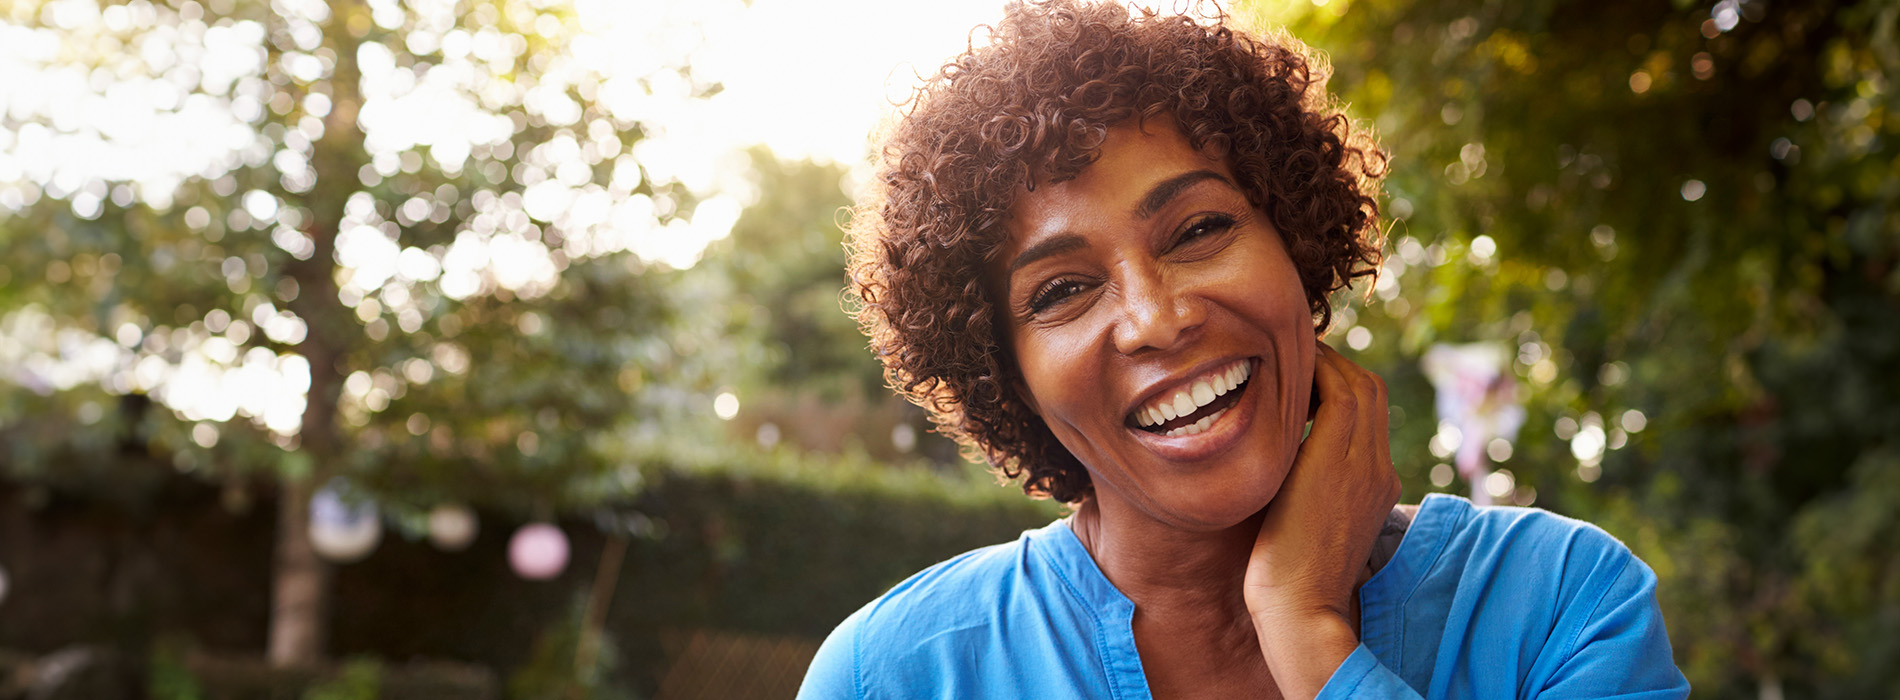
[708,149,878,401]
[1244,0,1900,694]
[0,0,751,518]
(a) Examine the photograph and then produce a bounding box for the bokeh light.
[309,483,383,563]
[713,391,739,420]
[508,522,569,581]
[427,503,479,551]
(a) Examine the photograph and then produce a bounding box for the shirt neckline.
[1033,494,1469,660]
[1040,494,1463,609]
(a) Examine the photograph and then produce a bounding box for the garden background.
[0,0,1895,697]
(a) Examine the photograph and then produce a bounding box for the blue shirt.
[797,494,1689,699]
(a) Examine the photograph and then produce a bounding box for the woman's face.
[995,120,1317,531]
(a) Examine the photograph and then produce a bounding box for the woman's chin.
[1122,395,1302,528]
[1131,465,1292,532]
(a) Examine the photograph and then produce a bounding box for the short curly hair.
[845,0,1386,503]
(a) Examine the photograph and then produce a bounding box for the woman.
[800,1,1690,698]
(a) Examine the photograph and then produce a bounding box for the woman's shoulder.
[862,526,1046,620]
[820,519,1070,639]
[1376,494,1658,637]
[799,520,1104,699]
[1418,493,1640,567]
[1362,497,1686,696]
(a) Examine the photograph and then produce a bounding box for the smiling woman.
[802,1,1690,698]
[997,122,1321,534]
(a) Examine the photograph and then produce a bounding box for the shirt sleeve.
[1318,539,1690,700]
[797,607,865,700]
[1535,554,1691,699]
[1315,644,1424,699]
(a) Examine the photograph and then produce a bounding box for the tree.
[689,148,962,464]
[0,0,739,667]
[709,149,880,402]
[1242,0,1900,694]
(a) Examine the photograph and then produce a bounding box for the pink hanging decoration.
[509,522,569,580]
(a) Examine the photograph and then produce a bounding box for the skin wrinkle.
[844,0,1385,502]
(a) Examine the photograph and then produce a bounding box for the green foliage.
[505,598,635,700]
[149,642,207,700]
[586,446,1062,692]
[620,436,1064,619]
[0,0,741,504]
[0,0,761,669]
[686,148,956,464]
[1240,0,1900,695]
[301,658,383,700]
[706,149,881,401]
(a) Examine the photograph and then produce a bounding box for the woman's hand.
[1245,341,1401,698]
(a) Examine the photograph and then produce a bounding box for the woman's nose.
[1111,264,1203,355]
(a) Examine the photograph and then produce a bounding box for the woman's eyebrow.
[1006,171,1233,277]
[1134,169,1231,220]
[1007,234,1089,276]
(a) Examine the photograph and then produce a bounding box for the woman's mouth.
[1128,359,1252,437]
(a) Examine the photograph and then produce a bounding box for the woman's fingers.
[1320,342,1394,461]
[1307,342,1357,449]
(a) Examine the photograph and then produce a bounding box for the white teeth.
[1171,392,1195,418]
[1191,381,1215,406]
[1162,408,1227,437]
[1131,359,1254,433]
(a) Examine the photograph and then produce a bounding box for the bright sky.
[685,0,1014,167]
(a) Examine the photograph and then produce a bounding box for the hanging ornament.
[427,503,479,551]
[309,482,382,563]
[509,522,569,580]
[1421,343,1526,505]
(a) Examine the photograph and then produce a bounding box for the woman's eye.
[1029,279,1086,313]
[1175,213,1237,247]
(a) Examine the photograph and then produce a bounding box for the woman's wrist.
[1252,609,1359,700]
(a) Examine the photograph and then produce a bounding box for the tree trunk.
[267,0,363,667]
[267,476,329,667]
[269,209,342,667]
[576,534,629,680]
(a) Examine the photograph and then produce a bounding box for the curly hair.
[844,0,1386,503]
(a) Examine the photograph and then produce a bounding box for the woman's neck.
[1070,492,1413,634]
[1070,495,1279,696]
[1067,490,1411,699]
[1070,496,1261,629]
